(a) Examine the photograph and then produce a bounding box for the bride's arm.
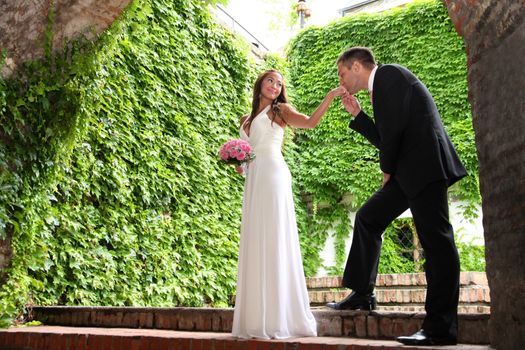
[279,86,346,129]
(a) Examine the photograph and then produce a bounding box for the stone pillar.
[444,1,525,349]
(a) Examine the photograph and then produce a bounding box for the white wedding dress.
[232,105,317,339]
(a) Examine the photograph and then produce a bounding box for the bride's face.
[260,72,283,101]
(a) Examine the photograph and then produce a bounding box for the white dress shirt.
[368,65,378,96]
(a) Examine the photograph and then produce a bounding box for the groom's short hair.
[337,47,376,70]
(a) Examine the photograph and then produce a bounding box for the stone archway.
[1,0,524,348]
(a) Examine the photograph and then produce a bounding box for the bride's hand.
[235,165,244,175]
[330,86,347,98]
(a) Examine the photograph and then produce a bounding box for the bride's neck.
[257,101,272,115]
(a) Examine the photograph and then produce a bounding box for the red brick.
[243,340,259,350]
[198,313,213,331]
[14,333,27,348]
[178,337,191,350]
[342,317,356,337]
[190,338,202,350]
[43,333,55,350]
[318,345,340,350]
[367,315,379,338]
[1,333,14,347]
[118,336,133,350]
[130,336,142,350]
[34,334,46,349]
[77,333,89,350]
[209,338,224,350]
[54,334,67,350]
[138,336,152,350]
[318,314,343,336]
[146,336,169,350]
[101,335,114,350]
[378,316,393,337]
[354,315,367,337]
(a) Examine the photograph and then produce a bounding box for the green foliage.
[378,219,419,274]
[0,0,254,323]
[456,230,486,271]
[286,0,481,275]
[204,0,230,6]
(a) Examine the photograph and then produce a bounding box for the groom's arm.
[349,111,380,149]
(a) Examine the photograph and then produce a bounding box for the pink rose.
[237,152,246,161]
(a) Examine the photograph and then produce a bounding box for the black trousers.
[342,179,460,338]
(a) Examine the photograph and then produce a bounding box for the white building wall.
[315,201,483,277]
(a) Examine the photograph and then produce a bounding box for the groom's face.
[338,62,359,95]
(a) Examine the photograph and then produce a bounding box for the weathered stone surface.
[0,230,12,284]
[0,0,132,77]
[444,0,525,64]
[444,1,525,349]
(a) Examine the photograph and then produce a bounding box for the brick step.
[306,272,488,289]
[376,305,490,314]
[309,285,491,306]
[0,326,491,350]
[30,306,490,344]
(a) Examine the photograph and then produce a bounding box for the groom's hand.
[342,93,361,117]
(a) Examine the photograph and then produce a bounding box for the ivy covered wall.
[0,0,255,325]
[286,0,481,275]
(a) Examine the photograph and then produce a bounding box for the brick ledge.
[0,326,492,350]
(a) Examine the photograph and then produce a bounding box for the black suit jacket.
[349,64,467,198]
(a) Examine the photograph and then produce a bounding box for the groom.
[326,47,467,346]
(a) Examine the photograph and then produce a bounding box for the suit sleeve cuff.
[349,110,369,129]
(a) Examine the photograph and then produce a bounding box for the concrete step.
[0,326,491,350]
[29,306,490,344]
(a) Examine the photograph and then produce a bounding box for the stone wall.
[0,0,132,77]
[444,1,525,349]
[0,231,12,284]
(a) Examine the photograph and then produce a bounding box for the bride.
[232,69,345,339]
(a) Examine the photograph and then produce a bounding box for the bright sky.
[223,0,348,51]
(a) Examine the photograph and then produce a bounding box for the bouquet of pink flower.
[219,139,255,165]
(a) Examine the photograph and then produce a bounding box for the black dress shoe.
[326,291,377,310]
[396,329,457,346]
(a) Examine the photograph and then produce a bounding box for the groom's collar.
[368,65,378,93]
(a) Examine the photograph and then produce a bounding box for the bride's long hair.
[245,70,288,130]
